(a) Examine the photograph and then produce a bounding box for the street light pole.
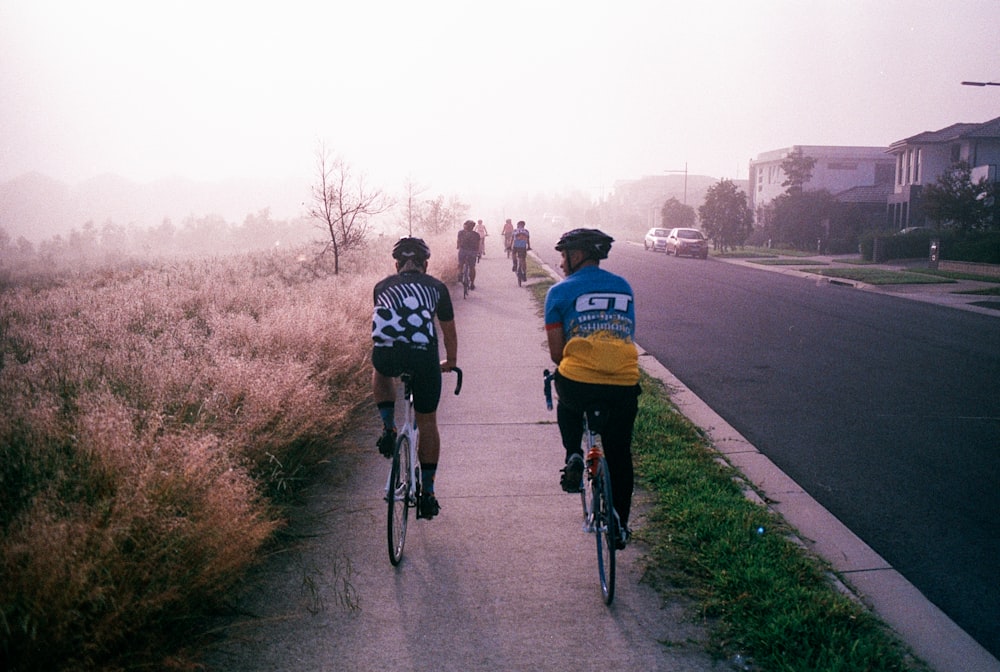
[664,162,688,204]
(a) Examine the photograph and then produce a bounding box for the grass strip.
[749,259,830,266]
[803,268,952,285]
[526,268,924,669]
[631,374,926,670]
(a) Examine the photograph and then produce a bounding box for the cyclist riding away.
[372,237,459,519]
[510,219,530,274]
[475,219,488,258]
[457,219,481,290]
[502,218,514,257]
[544,229,641,549]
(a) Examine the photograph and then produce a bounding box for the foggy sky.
[1,0,999,201]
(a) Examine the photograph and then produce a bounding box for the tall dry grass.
[0,234,457,671]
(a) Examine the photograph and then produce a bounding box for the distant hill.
[0,172,310,243]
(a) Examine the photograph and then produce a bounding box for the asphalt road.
[554,239,1000,658]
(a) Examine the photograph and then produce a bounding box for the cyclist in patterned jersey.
[510,220,530,272]
[372,237,458,519]
[544,229,641,549]
[456,219,481,290]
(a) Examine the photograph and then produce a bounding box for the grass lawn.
[804,268,954,285]
[526,266,926,670]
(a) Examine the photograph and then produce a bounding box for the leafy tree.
[309,143,392,274]
[771,189,835,251]
[660,197,696,229]
[922,161,998,232]
[781,148,817,194]
[698,179,753,251]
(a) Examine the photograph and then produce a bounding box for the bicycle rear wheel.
[462,264,470,299]
[593,457,617,604]
[387,433,411,565]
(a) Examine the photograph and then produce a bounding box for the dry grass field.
[0,234,457,671]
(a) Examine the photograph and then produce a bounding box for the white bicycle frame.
[384,375,421,509]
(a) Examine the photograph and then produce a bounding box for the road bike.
[543,369,619,604]
[513,251,527,287]
[460,259,473,299]
[386,367,463,566]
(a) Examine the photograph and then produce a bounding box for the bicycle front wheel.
[387,433,412,565]
[594,457,617,604]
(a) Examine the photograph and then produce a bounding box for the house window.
[951,144,961,163]
[915,148,921,183]
[827,162,858,170]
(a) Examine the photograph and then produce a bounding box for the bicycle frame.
[543,369,618,603]
[386,368,462,566]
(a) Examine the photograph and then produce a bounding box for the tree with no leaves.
[308,144,392,274]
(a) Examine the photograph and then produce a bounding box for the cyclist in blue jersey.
[456,219,481,290]
[372,237,458,519]
[510,220,531,273]
[544,229,640,549]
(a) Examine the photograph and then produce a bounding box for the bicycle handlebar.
[543,368,554,410]
[450,367,463,395]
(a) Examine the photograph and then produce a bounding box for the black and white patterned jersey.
[371,271,454,350]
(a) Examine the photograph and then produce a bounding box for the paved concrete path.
[202,251,720,671]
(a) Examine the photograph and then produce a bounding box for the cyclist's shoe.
[615,525,632,550]
[560,453,584,493]
[417,493,440,519]
[376,427,396,458]
[470,283,475,290]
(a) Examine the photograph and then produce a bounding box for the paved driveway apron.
[203,252,718,671]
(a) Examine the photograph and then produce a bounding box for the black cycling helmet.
[554,228,614,260]
[392,236,431,262]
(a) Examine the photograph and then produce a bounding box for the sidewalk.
[202,251,721,671]
[203,248,999,672]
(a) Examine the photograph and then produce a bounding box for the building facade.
[887,115,1000,229]
[748,145,895,217]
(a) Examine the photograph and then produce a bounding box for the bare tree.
[399,175,427,236]
[308,143,392,274]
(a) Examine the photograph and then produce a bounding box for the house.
[886,115,1000,229]
[748,146,896,248]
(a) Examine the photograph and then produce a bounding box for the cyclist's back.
[456,219,481,289]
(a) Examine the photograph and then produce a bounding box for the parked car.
[665,228,709,258]
[644,227,670,252]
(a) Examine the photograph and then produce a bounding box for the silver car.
[644,227,670,252]
[665,228,709,259]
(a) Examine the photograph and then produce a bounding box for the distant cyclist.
[475,219,488,258]
[456,219,481,290]
[502,218,514,256]
[510,220,531,273]
[544,229,640,549]
[371,237,459,519]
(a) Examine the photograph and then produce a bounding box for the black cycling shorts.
[372,345,442,414]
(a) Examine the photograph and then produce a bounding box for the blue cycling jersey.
[544,265,639,386]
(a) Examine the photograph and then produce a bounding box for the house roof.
[890,115,1000,149]
[833,183,894,203]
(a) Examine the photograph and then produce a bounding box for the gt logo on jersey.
[575,292,633,312]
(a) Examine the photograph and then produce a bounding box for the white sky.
[1,0,999,200]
